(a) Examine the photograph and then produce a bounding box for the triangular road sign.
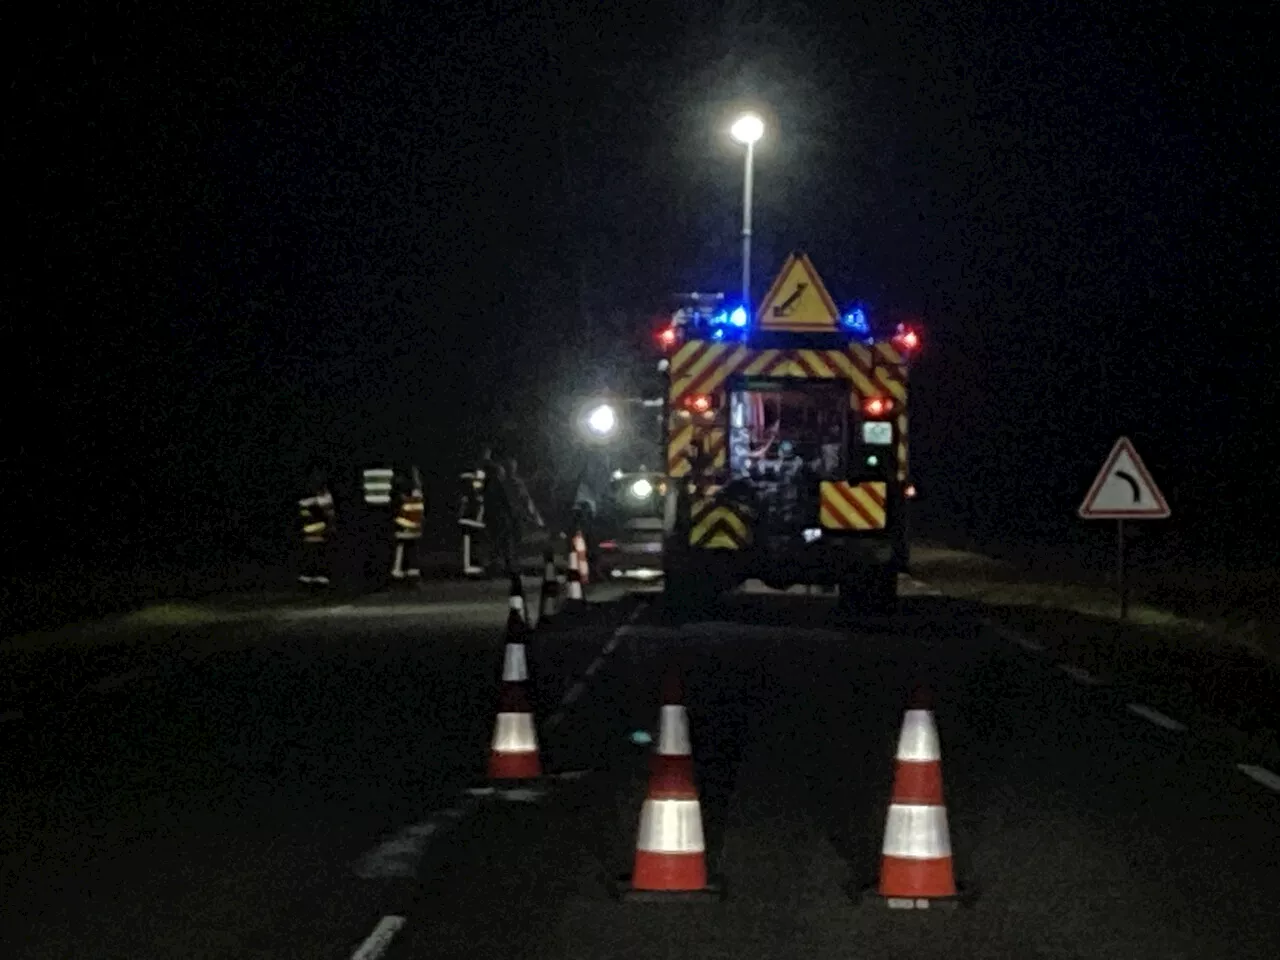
[1079,437,1170,519]
[755,252,840,332]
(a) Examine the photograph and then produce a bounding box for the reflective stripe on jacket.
[299,491,335,542]
[394,491,425,539]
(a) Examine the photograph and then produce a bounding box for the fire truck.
[658,252,921,611]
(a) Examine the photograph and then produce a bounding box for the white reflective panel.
[895,709,941,762]
[636,798,705,853]
[881,803,951,859]
[491,712,538,752]
[862,421,893,445]
[502,643,528,682]
[656,705,691,755]
[508,595,524,611]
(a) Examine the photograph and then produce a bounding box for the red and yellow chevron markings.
[819,481,888,530]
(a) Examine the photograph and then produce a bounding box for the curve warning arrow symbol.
[1114,470,1141,503]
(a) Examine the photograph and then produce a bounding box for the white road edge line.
[1238,764,1280,794]
[350,915,405,960]
[0,709,23,724]
[1126,703,1186,732]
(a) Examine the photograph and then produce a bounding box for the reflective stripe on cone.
[502,642,528,683]
[631,758,707,891]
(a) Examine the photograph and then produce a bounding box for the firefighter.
[390,467,425,583]
[505,456,545,532]
[298,470,336,586]
[484,459,518,576]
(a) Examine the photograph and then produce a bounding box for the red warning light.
[892,324,921,356]
[657,325,678,351]
[686,394,713,414]
[862,396,895,418]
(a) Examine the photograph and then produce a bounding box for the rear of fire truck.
[658,253,921,611]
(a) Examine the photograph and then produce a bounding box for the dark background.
[8,0,1277,599]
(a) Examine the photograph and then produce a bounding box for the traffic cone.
[487,629,542,781]
[619,668,720,901]
[506,573,527,638]
[568,547,586,609]
[871,690,960,909]
[574,531,590,584]
[537,551,560,626]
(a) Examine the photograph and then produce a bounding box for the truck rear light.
[657,325,678,351]
[685,394,713,414]
[598,540,618,550]
[905,484,918,499]
[862,396,895,418]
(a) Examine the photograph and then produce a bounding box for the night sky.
[10,0,1277,580]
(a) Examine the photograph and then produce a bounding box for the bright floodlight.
[585,403,617,437]
[629,477,654,499]
[731,113,764,144]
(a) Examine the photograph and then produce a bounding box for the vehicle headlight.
[629,477,653,499]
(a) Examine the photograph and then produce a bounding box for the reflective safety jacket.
[299,490,335,543]
[394,488,425,540]
[458,471,486,529]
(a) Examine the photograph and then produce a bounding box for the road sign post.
[1117,519,1127,621]
[1078,437,1169,620]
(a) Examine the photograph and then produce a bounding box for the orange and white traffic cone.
[871,691,960,909]
[574,532,590,586]
[619,668,720,901]
[487,627,541,782]
[537,551,560,626]
[565,544,585,608]
[506,573,527,639]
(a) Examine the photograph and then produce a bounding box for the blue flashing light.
[842,307,870,337]
[728,306,748,328]
[710,327,726,341]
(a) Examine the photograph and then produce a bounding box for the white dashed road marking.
[350,915,405,960]
[546,601,647,731]
[1238,764,1280,794]
[1126,703,1186,732]
[1058,663,1104,685]
[1004,630,1045,652]
[354,809,466,879]
[87,667,155,694]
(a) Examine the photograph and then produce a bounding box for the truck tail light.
[684,393,713,414]
[862,396,895,418]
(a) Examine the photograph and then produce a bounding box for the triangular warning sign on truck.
[755,252,841,332]
[1078,437,1170,519]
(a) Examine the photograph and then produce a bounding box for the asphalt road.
[2,577,1278,958]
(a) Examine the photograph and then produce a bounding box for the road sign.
[755,252,841,333]
[1078,437,1170,519]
